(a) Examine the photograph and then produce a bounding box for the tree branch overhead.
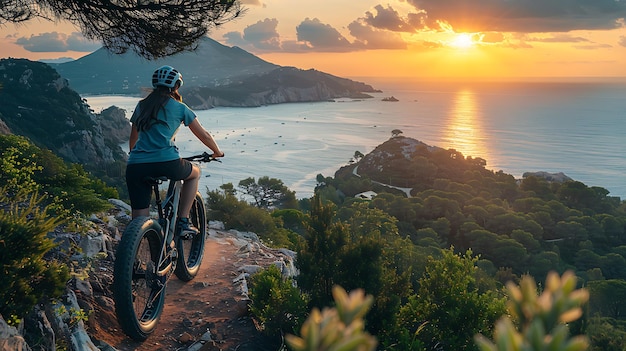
[0,0,245,59]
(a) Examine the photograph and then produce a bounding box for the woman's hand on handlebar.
[212,150,225,158]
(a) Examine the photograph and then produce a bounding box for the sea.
[84,77,626,200]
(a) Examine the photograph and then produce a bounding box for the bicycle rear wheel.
[113,217,166,341]
[174,193,207,281]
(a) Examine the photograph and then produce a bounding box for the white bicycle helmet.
[152,65,183,88]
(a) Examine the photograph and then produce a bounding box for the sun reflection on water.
[442,89,490,163]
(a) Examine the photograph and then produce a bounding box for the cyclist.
[126,65,224,236]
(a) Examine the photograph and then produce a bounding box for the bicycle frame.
[152,178,183,277]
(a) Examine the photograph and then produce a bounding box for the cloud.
[573,43,612,50]
[295,18,353,52]
[421,40,445,49]
[527,34,591,43]
[223,18,281,51]
[348,20,408,49]
[619,36,626,47]
[221,6,431,54]
[242,18,282,50]
[223,31,247,47]
[481,32,505,44]
[66,32,101,51]
[406,0,626,32]
[522,33,613,50]
[239,0,263,4]
[280,40,313,52]
[406,11,430,30]
[223,17,355,52]
[362,4,417,32]
[15,32,100,52]
[503,41,534,49]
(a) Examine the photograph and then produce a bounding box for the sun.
[450,33,475,49]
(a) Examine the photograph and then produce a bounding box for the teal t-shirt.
[127,98,197,164]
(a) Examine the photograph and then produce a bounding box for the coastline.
[85,80,626,200]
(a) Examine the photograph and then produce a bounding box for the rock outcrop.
[96,106,131,147]
[0,118,11,135]
[0,58,129,169]
[522,171,573,183]
[0,199,296,351]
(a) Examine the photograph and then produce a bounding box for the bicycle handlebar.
[183,152,222,163]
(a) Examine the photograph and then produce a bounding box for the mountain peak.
[52,37,279,95]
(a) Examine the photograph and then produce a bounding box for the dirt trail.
[88,233,283,351]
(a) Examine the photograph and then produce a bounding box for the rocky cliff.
[0,58,129,170]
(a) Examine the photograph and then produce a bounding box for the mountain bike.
[112,152,219,341]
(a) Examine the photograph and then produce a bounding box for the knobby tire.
[174,193,207,281]
[112,217,165,341]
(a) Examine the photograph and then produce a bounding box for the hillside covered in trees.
[324,135,625,284]
[208,135,626,350]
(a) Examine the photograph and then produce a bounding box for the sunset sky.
[2,0,626,79]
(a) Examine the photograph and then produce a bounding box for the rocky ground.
[0,202,296,351]
[85,227,294,351]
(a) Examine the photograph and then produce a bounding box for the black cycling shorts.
[126,159,193,210]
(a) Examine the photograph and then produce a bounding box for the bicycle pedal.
[177,218,199,239]
[179,231,195,240]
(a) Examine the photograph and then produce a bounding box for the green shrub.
[394,248,506,351]
[0,189,70,322]
[248,265,309,337]
[0,134,114,216]
[206,187,302,249]
[586,317,626,351]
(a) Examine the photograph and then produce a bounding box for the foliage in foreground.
[0,189,70,322]
[285,286,377,351]
[474,270,589,351]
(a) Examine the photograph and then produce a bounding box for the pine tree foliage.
[296,196,349,308]
[0,0,244,59]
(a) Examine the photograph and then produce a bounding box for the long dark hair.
[134,84,183,131]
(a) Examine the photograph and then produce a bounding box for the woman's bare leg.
[179,164,201,218]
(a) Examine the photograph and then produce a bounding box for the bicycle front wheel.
[175,193,207,281]
[113,217,166,341]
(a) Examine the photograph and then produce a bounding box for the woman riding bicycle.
[126,65,224,235]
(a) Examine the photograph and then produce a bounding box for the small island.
[382,96,399,102]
